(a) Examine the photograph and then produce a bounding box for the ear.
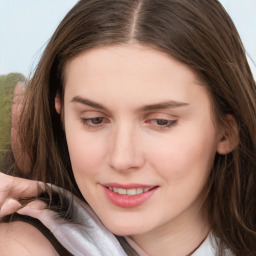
[55,93,62,114]
[217,114,239,155]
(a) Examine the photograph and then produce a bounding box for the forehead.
[63,44,210,110]
[64,44,203,85]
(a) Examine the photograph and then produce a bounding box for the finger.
[17,200,58,228]
[0,173,45,202]
[17,200,47,216]
[0,198,21,219]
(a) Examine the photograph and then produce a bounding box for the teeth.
[136,188,143,194]
[127,188,137,196]
[118,188,127,195]
[108,187,152,196]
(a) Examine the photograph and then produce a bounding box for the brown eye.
[145,118,178,131]
[156,119,169,126]
[80,117,108,128]
[90,117,104,124]
[153,119,177,127]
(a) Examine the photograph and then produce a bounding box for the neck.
[129,209,210,256]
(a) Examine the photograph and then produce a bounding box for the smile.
[107,187,151,196]
[102,184,158,208]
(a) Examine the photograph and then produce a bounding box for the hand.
[0,173,44,219]
[16,195,127,256]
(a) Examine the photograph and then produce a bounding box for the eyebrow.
[71,96,189,112]
[71,96,106,110]
[140,101,189,112]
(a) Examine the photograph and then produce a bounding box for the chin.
[104,220,151,237]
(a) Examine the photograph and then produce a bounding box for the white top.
[125,232,234,256]
[23,187,233,256]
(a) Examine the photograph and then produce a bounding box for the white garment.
[26,188,127,256]
[25,188,233,256]
[125,233,234,256]
[191,233,233,256]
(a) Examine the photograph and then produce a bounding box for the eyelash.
[146,119,178,131]
[80,117,109,128]
[80,117,178,130]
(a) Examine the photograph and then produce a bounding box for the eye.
[80,117,109,128]
[89,117,104,125]
[152,119,177,126]
[146,119,178,130]
[154,119,171,126]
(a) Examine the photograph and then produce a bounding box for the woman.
[0,0,255,255]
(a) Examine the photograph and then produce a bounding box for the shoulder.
[0,221,59,256]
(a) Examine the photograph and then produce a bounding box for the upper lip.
[101,183,157,189]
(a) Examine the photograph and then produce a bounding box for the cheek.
[65,125,106,178]
[146,125,217,182]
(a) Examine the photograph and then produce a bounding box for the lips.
[102,183,158,208]
[108,187,151,196]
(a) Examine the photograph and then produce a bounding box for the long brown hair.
[8,0,256,255]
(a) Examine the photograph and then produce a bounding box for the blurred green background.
[0,73,26,165]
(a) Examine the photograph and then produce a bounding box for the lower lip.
[103,186,158,208]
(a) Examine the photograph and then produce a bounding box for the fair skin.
[0,221,59,256]
[0,43,233,255]
[61,43,229,255]
[0,175,55,255]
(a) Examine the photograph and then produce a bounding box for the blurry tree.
[0,73,26,166]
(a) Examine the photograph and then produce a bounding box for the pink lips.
[102,183,158,208]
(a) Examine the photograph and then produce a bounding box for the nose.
[108,123,145,172]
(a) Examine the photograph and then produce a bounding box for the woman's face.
[63,44,222,237]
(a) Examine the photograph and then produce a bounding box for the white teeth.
[127,188,137,196]
[136,188,143,194]
[108,187,152,196]
[118,188,127,195]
